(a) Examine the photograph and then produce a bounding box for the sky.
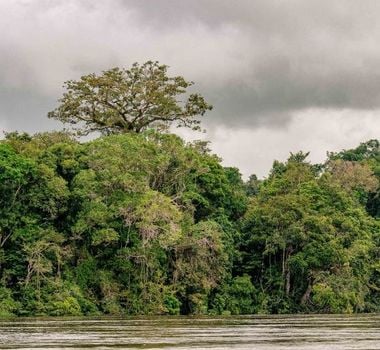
[0,0,379,178]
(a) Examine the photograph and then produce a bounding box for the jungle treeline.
[0,62,379,316]
[0,131,379,316]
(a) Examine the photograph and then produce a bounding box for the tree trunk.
[284,246,293,296]
[301,281,313,305]
[285,268,291,296]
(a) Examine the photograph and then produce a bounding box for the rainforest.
[0,63,379,317]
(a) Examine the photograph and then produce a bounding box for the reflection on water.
[0,314,380,349]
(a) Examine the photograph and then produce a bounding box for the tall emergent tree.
[48,61,212,135]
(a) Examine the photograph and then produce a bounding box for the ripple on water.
[0,314,380,350]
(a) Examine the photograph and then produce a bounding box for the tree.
[325,159,378,205]
[48,61,212,136]
[327,139,380,218]
[240,153,379,313]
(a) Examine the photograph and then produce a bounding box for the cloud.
[117,0,380,127]
[0,1,379,175]
[181,109,380,178]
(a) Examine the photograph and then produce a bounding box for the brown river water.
[0,314,380,349]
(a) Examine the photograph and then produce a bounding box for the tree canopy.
[0,130,379,317]
[0,63,379,317]
[48,61,212,136]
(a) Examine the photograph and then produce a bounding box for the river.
[1,314,380,349]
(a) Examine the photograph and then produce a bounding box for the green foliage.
[239,151,379,314]
[0,126,379,316]
[0,287,20,317]
[210,275,257,315]
[163,294,181,315]
[311,267,368,314]
[328,140,380,218]
[48,61,212,135]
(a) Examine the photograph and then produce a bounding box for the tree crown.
[48,61,212,136]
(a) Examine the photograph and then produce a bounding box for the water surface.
[1,314,380,349]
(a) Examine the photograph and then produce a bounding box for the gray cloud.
[2,1,380,125]
[117,0,380,121]
[0,1,379,175]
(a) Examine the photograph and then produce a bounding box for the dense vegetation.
[0,63,379,316]
[0,131,378,317]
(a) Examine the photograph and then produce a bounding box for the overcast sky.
[1,0,380,177]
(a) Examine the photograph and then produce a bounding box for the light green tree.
[48,61,212,135]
